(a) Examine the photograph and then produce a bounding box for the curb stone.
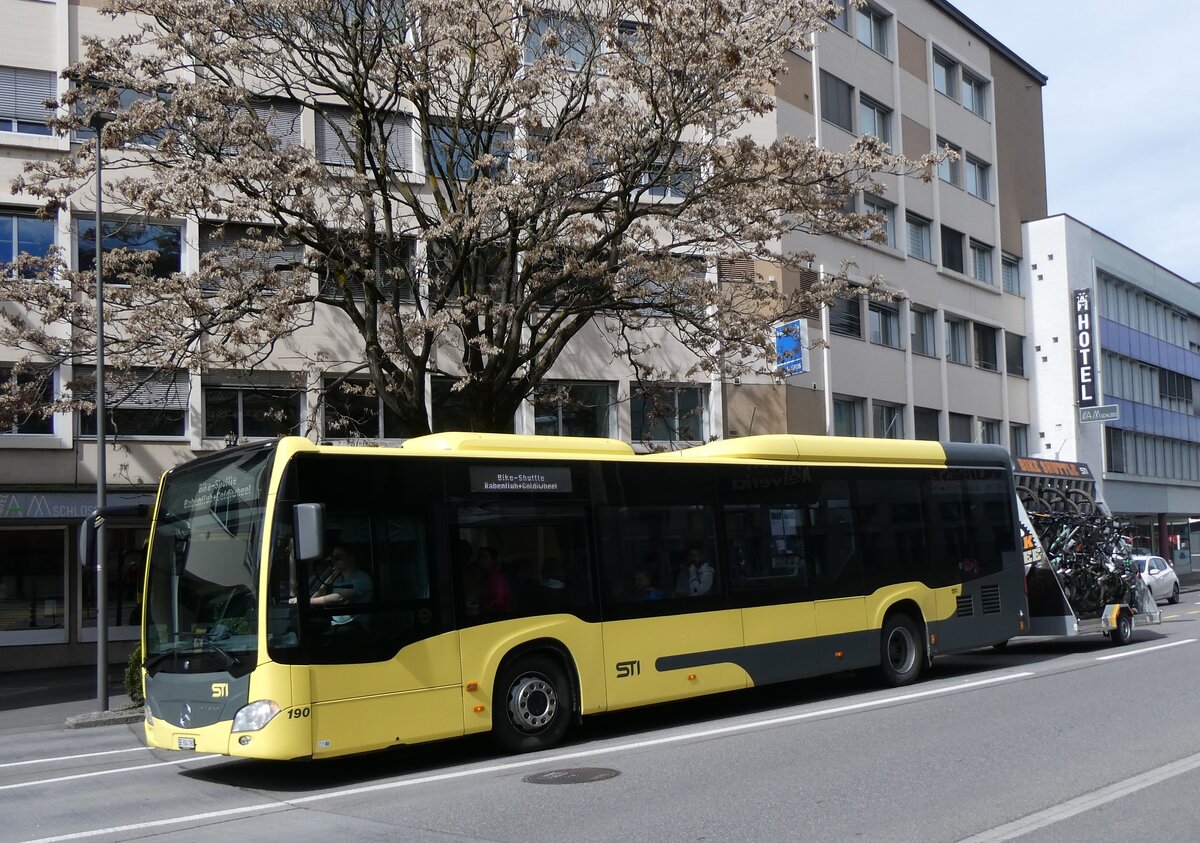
[65,706,145,729]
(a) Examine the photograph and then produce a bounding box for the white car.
[1131,555,1181,605]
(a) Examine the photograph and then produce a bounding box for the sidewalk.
[0,665,140,735]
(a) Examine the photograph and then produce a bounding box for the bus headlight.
[231,700,281,733]
[145,707,155,726]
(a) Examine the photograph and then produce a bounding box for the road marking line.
[0,755,216,792]
[958,749,1200,841]
[1165,614,1179,619]
[1095,639,1196,661]
[1188,610,1200,616]
[19,672,1035,843]
[0,747,148,770]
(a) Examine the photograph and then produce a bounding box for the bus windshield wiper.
[195,636,240,670]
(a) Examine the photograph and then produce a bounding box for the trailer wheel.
[878,613,923,687]
[1111,611,1133,646]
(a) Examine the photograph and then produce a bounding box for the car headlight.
[145,707,155,726]
[231,700,281,733]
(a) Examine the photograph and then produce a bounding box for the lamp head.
[89,111,117,132]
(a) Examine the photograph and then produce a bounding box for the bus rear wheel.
[878,613,923,687]
[493,654,572,753]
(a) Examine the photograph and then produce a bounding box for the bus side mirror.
[293,503,326,563]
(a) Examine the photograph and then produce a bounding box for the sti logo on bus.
[211,683,229,698]
[615,660,641,678]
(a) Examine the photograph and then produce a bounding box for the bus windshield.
[143,445,275,675]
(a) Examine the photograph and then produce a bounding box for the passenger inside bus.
[674,547,715,596]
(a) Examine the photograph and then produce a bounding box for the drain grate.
[524,767,620,785]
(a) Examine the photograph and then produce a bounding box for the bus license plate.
[177,737,196,751]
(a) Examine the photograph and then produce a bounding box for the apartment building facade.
[0,0,1048,668]
[1026,215,1200,572]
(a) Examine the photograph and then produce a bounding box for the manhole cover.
[524,767,620,785]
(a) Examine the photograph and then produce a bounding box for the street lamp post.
[91,110,116,712]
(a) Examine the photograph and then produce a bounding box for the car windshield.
[1134,560,1147,572]
[143,445,275,674]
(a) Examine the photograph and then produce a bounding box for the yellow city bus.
[140,433,1026,760]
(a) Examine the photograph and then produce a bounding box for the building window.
[914,407,940,441]
[524,13,595,66]
[933,50,958,99]
[631,385,706,443]
[906,213,932,261]
[0,527,67,637]
[1006,333,1025,376]
[833,395,864,437]
[82,525,148,633]
[1105,426,1125,473]
[203,381,303,440]
[1001,256,1021,295]
[533,382,612,437]
[829,0,849,31]
[966,156,990,200]
[969,240,993,284]
[322,377,405,439]
[910,307,935,356]
[937,137,961,185]
[974,324,998,371]
[1010,424,1029,458]
[427,123,511,181]
[855,5,890,56]
[868,302,901,348]
[0,66,55,135]
[0,366,54,434]
[945,316,967,364]
[250,98,303,148]
[76,219,183,282]
[316,107,411,170]
[828,294,862,338]
[863,194,895,247]
[962,71,988,118]
[941,225,964,273]
[642,157,697,199]
[948,412,972,443]
[979,418,1000,445]
[1,210,55,277]
[819,70,854,133]
[858,95,891,145]
[873,402,903,439]
[77,369,189,437]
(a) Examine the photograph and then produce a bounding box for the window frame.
[940,225,965,274]
[969,240,994,284]
[0,525,70,645]
[1005,333,1025,377]
[974,323,999,372]
[909,307,936,357]
[858,95,892,145]
[868,301,901,349]
[862,194,895,247]
[933,50,958,100]
[532,381,614,438]
[202,381,305,441]
[631,384,707,444]
[1,208,56,278]
[966,155,990,200]
[962,71,988,119]
[1001,256,1021,295]
[819,70,855,133]
[872,401,903,439]
[0,66,56,136]
[944,316,968,364]
[937,137,961,186]
[75,217,183,285]
[832,394,864,437]
[855,5,890,57]
[906,213,932,261]
[828,293,863,338]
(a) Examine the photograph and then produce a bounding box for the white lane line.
[1095,638,1196,661]
[21,672,1035,843]
[959,749,1200,841]
[0,754,217,791]
[0,748,149,770]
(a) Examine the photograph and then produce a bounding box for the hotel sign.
[1074,289,1098,408]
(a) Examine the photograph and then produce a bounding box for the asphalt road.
[5,603,1200,843]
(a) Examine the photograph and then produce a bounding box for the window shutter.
[75,369,190,410]
[717,257,754,283]
[0,67,16,120]
[382,114,411,170]
[12,68,55,122]
[253,99,303,147]
[316,108,354,166]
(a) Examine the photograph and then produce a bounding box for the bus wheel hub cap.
[508,675,556,732]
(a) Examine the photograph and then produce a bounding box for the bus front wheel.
[493,653,573,753]
[878,613,923,687]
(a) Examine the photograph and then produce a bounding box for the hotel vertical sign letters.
[1074,289,1098,408]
